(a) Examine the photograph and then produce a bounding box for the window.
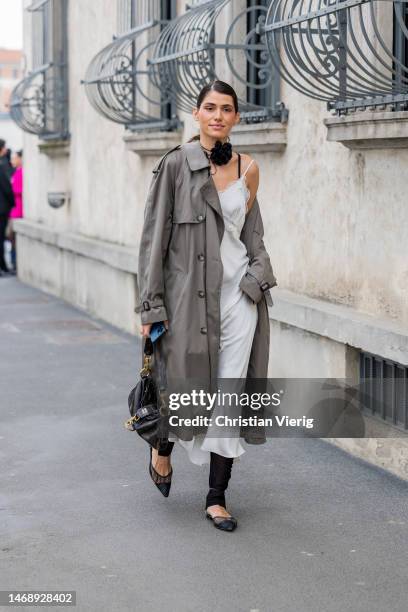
[10,0,69,139]
[263,0,408,115]
[245,0,274,120]
[360,351,408,431]
[392,0,408,110]
[83,0,179,131]
[149,0,285,123]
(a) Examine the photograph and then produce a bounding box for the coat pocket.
[172,199,206,224]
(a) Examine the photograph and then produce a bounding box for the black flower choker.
[201,139,233,166]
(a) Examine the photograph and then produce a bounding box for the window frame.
[18,0,70,140]
[82,0,180,133]
[360,350,408,432]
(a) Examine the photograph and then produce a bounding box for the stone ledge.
[324,436,408,481]
[14,219,138,274]
[123,122,287,155]
[38,139,71,157]
[269,288,408,366]
[230,121,287,153]
[123,130,183,156]
[324,110,408,149]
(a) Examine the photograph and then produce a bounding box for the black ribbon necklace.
[200,139,233,175]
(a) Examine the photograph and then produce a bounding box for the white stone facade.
[14,0,408,479]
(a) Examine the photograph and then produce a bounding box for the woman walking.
[137,80,277,531]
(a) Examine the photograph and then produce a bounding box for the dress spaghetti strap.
[242,158,255,178]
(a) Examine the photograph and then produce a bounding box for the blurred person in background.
[0,139,15,276]
[7,150,24,273]
[0,140,14,178]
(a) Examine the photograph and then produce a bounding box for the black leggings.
[157,441,234,509]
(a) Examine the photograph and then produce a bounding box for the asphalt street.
[0,277,407,612]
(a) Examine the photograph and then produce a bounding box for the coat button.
[197,214,204,222]
[198,290,205,298]
[197,253,205,261]
[200,327,207,334]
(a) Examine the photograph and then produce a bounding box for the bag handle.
[140,337,154,377]
[144,337,153,356]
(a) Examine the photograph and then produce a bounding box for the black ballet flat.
[205,510,238,532]
[149,446,173,497]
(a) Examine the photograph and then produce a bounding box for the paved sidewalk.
[0,278,407,612]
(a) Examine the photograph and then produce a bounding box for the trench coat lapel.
[183,141,224,224]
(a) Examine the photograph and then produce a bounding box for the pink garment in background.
[10,166,23,219]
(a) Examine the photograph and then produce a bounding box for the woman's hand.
[140,323,152,338]
[140,320,169,337]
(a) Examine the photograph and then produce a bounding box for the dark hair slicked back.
[196,80,239,113]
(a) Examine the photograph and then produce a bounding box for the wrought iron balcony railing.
[149,0,286,123]
[82,0,180,132]
[262,0,408,114]
[10,63,68,139]
[10,0,69,139]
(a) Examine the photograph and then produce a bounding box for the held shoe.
[149,446,173,497]
[205,508,238,532]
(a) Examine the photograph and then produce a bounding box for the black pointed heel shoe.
[149,446,173,497]
[205,509,238,532]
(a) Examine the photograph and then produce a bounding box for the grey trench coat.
[135,140,278,444]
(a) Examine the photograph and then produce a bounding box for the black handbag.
[124,337,167,449]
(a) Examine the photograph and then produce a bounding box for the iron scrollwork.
[10,0,69,139]
[262,0,408,113]
[10,64,68,139]
[82,1,178,130]
[149,0,285,122]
